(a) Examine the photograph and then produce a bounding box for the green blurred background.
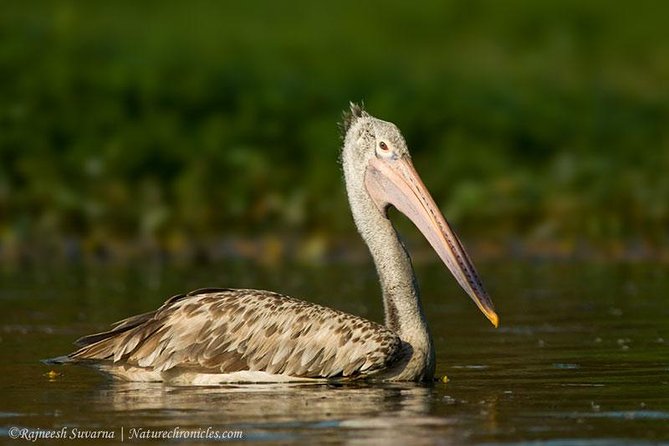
[1,0,668,263]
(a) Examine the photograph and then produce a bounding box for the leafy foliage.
[1,0,667,257]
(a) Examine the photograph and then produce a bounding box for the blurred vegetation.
[0,0,668,261]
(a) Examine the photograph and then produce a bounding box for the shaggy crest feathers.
[339,102,368,139]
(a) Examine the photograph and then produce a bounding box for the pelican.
[47,104,498,384]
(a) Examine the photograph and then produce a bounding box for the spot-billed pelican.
[47,104,498,384]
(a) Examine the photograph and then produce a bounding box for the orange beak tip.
[488,312,499,328]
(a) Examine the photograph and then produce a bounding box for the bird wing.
[70,288,402,379]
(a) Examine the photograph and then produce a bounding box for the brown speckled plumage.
[70,288,402,380]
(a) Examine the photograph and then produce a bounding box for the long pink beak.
[365,156,498,327]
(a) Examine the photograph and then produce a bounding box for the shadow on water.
[1,260,668,444]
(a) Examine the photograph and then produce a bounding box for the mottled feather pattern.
[69,288,402,381]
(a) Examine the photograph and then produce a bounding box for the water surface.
[1,260,668,444]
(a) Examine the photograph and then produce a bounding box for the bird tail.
[41,355,73,365]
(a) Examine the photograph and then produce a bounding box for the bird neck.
[366,213,432,347]
[347,186,434,373]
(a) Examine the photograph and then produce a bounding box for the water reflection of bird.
[96,382,456,444]
[47,104,498,383]
[99,382,433,421]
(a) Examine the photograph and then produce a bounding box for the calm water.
[1,259,668,445]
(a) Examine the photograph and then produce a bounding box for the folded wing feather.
[69,288,402,380]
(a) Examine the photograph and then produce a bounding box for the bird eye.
[379,141,389,151]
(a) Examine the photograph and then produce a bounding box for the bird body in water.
[46,104,498,384]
